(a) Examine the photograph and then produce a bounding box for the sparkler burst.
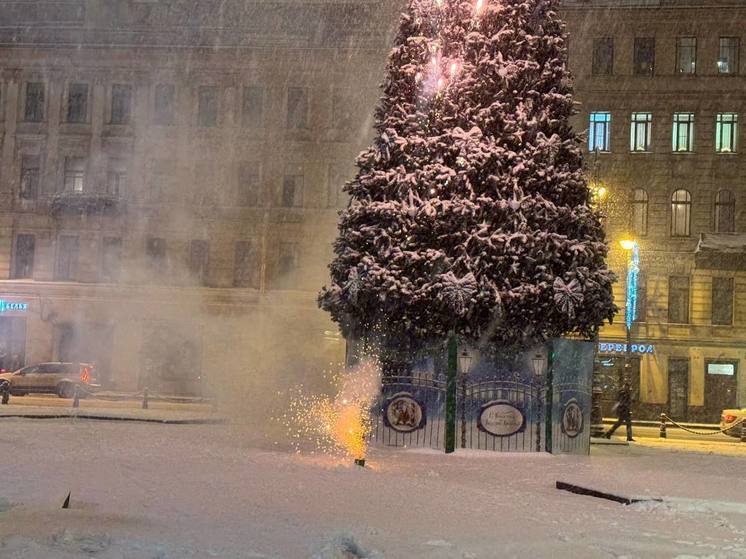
[280,360,382,462]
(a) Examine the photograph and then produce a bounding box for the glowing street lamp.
[619,237,640,385]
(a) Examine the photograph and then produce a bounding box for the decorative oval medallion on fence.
[477,401,525,437]
[383,392,426,433]
[561,399,583,438]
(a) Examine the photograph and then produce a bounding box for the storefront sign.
[0,300,28,313]
[384,392,426,433]
[598,342,654,355]
[707,363,735,376]
[477,401,525,437]
[561,399,584,438]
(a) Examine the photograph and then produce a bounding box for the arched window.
[715,189,736,233]
[671,189,691,237]
[630,188,649,236]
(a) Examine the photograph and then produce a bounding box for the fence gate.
[369,339,594,454]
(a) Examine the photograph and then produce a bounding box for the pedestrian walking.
[604,381,634,441]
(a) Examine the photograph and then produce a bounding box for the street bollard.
[1,383,9,405]
[741,420,746,443]
[659,413,667,438]
[142,387,149,410]
[72,385,80,408]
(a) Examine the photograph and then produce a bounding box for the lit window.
[64,157,86,192]
[718,37,739,75]
[630,112,652,152]
[671,189,692,237]
[676,37,697,74]
[672,113,694,152]
[589,112,611,152]
[715,113,738,153]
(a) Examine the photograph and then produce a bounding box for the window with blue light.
[715,113,738,153]
[589,112,611,152]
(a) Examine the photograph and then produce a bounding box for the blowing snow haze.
[0,0,405,418]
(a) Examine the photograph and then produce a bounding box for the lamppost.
[458,349,472,449]
[531,352,547,452]
[619,238,640,386]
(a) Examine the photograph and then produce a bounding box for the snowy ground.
[1,419,745,558]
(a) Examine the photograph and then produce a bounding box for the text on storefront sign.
[598,343,654,354]
[0,300,28,312]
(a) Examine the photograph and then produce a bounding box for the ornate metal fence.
[369,339,594,454]
[371,374,448,450]
[371,375,545,452]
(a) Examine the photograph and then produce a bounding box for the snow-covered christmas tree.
[319,0,617,357]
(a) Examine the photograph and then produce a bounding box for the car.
[0,362,98,398]
[720,408,746,438]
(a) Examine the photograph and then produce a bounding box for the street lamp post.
[619,239,640,387]
[531,352,547,452]
[458,350,472,449]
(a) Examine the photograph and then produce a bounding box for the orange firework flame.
[281,360,381,461]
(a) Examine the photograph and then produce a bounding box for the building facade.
[565,0,746,421]
[0,0,743,421]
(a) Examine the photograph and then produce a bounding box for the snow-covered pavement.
[1,419,745,558]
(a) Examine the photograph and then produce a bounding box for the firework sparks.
[280,360,381,462]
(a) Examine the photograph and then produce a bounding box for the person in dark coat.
[604,381,634,441]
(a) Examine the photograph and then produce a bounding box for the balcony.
[49,191,122,217]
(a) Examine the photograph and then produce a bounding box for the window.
[12,234,35,279]
[278,242,298,276]
[110,84,132,124]
[676,37,697,74]
[237,162,260,206]
[631,188,648,236]
[106,159,127,198]
[588,112,611,152]
[715,113,738,153]
[668,276,690,324]
[234,241,257,288]
[591,38,614,76]
[671,189,692,237]
[286,87,308,129]
[630,112,652,152]
[101,237,122,283]
[633,37,655,76]
[718,37,739,75]
[146,238,167,275]
[63,157,86,192]
[242,86,263,127]
[672,113,695,152]
[154,84,175,125]
[19,155,40,200]
[66,83,88,123]
[197,86,218,127]
[189,240,209,286]
[712,277,734,326]
[715,189,735,233]
[56,235,79,281]
[281,174,304,208]
[634,272,647,323]
[24,82,45,122]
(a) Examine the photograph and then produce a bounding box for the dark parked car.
[0,362,98,398]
